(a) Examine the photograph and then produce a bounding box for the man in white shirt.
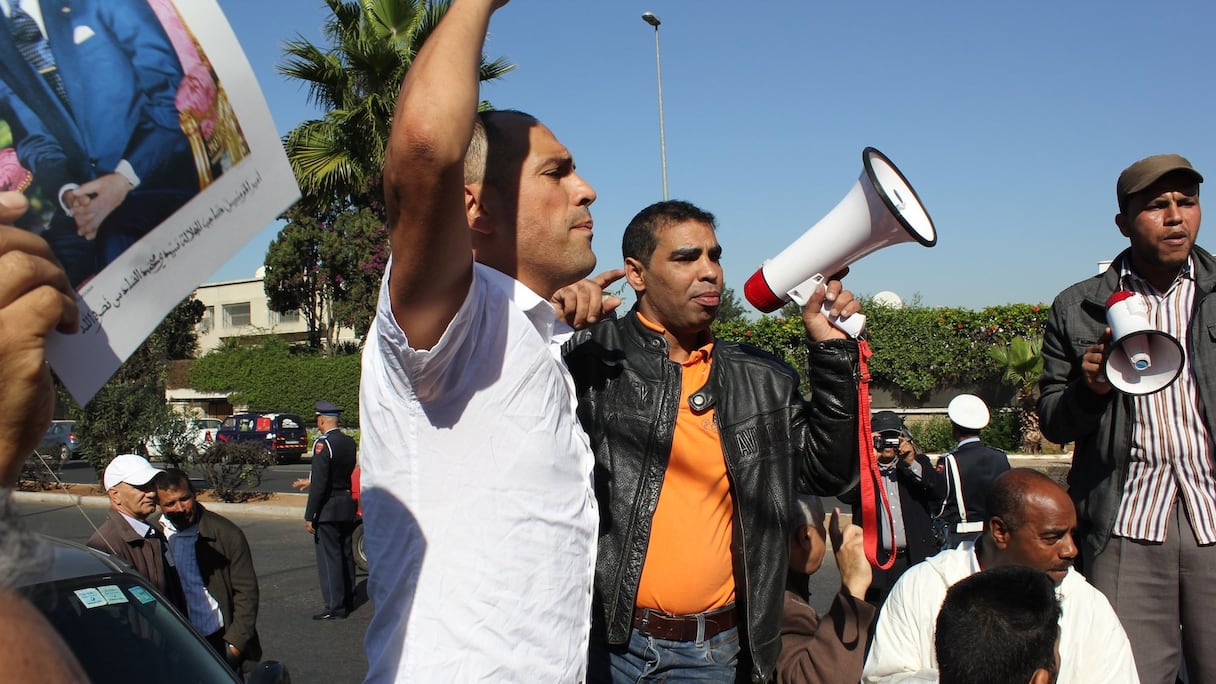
[358,0,617,681]
[862,469,1138,684]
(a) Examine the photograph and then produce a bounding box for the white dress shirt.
[359,262,598,683]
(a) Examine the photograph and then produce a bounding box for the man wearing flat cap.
[1038,153,1216,683]
[87,453,187,612]
[304,400,358,620]
[934,394,1010,549]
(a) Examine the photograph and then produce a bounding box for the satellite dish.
[872,291,904,308]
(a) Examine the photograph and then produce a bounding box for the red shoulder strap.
[857,339,896,570]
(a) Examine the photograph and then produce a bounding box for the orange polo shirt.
[634,313,735,615]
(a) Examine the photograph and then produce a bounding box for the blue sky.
[211,0,1216,310]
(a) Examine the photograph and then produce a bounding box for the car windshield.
[24,573,240,683]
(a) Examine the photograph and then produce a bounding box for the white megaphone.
[1103,290,1184,395]
[744,147,937,337]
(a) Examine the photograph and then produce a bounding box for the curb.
[13,490,307,520]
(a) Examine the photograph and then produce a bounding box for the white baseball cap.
[947,394,990,431]
[103,454,164,490]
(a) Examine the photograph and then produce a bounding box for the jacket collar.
[1083,246,1216,309]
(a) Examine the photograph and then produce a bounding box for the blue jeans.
[589,625,740,683]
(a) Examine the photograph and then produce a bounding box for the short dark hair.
[156,468,193,493]
[951,422,982,439]
[936,565,1060,684]
[985,468,1057,532]
[621,200,716,266]
[465,109,539,188]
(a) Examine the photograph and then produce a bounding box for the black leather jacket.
[564,310,860,683]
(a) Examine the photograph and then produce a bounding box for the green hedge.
[190,301,1049,431]
[906,409,1021,453]
[713,301,1048,401]
[189,339,361,426]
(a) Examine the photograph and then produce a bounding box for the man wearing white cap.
[87,453,186,611]
[934,394,1010,549]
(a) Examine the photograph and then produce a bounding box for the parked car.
[17,535,287,683]
[37,420,81,467]
[144,418,223,462]
[217,412,308,464]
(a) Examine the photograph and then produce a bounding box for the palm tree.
[989,335,1045,452]
[279,0,514,210]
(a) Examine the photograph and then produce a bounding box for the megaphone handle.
[823,307,866,338]
[787,272,866,338]
[787,273,826,308]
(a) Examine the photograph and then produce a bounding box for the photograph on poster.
[0,0,300,403]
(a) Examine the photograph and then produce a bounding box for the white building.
[166,268,358,416]
[192,266,358,354]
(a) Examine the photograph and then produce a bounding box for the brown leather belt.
[632,604,738,641]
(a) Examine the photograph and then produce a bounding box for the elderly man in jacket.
[564,200,861,683]
[156,468,261,671]
[87,453,186,613]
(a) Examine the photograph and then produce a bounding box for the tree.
[263,205,388,349]
[716,287,748,324]
[989,335,1045,451]
[65,297,205,475]
[264,206,325,348]
[325,207,389,339]
[278,0,515,209]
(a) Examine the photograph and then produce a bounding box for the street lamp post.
[641,11,668,200]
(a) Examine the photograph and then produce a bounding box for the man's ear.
[1028,667,1054,684]
[794,524,816,552]
[624,256,646,294]
[989,516,1011,548]
[466,183,492,236]
[1115,212,1130,239]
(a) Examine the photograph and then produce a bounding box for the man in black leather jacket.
[564,200,862,683]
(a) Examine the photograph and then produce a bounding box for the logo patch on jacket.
[736,426,759,456]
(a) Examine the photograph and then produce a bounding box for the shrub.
[195,441,274,503]
[983,409,1022,452]
[908,416,954,453]
[907,409,1023,454]
[189,339,362,426]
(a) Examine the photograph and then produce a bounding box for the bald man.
[862,469,1137,684]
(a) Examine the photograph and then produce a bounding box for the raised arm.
[382,0,507,349]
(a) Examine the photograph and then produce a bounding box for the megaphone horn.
[744,147,937,336]
[1103,291,1185,395]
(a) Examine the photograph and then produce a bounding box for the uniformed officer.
[304,400,358,620]
[934,394,1012,549]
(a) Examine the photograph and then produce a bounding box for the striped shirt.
[1113,257,1216,543]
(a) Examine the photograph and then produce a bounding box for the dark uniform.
[935,439,1011,547]
[305,401,358,619]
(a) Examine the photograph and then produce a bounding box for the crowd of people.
[351,2,1206,683]
[1,1,1212,683]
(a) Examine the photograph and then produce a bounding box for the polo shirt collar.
[635,310,715,363]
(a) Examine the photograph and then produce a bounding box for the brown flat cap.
[1117,154,1204,211]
